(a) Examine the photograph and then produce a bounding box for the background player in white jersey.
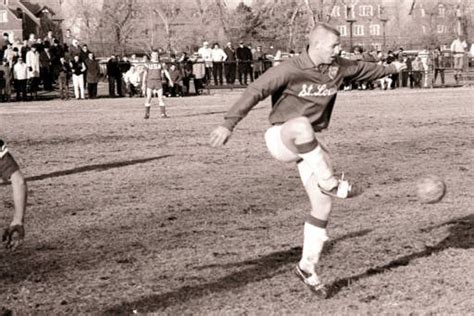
[142,49,173,119]
[210,23,406,296]
[1,139,27,250]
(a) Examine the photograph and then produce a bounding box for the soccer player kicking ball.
[1,140,27,250]
[142,49,173,119]
[210,23,406,296]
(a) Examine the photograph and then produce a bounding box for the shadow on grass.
[103,228,372,315]
[325,214,474,298]
[0,155,172,186]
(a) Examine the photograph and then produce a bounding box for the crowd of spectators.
[0,31,472,102]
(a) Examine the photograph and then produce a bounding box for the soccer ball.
[416,175,446,204]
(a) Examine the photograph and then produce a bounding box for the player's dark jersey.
[222,50,398,132]
[144,62,163,82]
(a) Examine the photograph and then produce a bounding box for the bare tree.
[100,0,137,54]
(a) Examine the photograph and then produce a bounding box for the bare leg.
[10,170,27,226]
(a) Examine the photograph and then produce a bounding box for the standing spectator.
[9,48,20,67]
[79,44,91,63]
[39,46,53,90]
[191,51,205,95]
[85,52,100,99]
[13,57,28,101]
[106,55,121,97]
[3,43,15,67]
[178,52,193,95]
[49,39,63,83]
[43,30,55,48]
[27,34,37,48]
[57,56,71,100]
[224,42,236,84]
[0,60,12,101]
[63,29,74,53]
[253,45,266,80]
[26,44,40,100]
[68,39,81,60]
[70,55,86,100]
[236,41,252,85]
[418,47,431,88]
[198,41,212,84]
[20,40,28,61]
[432,47,446,86]
[168,64,183,97]
[400,53,410,87]
[450,35,468,83]
[1,33,11,61]
[405,55,414,88]
[211,43,227,86]
[411,56,423,88]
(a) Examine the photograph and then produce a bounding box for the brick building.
[0,0,63,41]
[327,0,473,52]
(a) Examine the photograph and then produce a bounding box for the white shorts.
[265,125,330,186]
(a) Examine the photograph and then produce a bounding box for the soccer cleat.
[160,113,169,118]
[319,174,362,199]
[295,265,328,298]
[144,113,150,119]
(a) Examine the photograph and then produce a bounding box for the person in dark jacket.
[39,46,53,90]
[106,55,122,97]
[57,56,71,100]
[236,41,252,85]
[49,39,64,84]
[224,42,236,84]
[85,52,100,99]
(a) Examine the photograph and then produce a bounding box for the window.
[337,25,347,36]
[369,24,380,36]
[420,8,425,17]
[0,10,7,23]
[422,25,427,34]
[438,5,445,17]
[359,5,373,17]
[437,24,446,33]
[331,5,340,17]
[353,25,364,36]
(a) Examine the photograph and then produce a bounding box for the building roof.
[20,0,63,20]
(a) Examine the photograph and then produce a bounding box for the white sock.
[299,222,328,276]
[298,146,338,190]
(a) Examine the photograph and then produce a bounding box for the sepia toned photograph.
[0,0,473,314]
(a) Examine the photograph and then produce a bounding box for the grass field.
[0,87,473,315]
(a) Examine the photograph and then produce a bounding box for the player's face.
[317,33,340,64]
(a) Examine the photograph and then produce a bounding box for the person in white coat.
[26,44,40,99]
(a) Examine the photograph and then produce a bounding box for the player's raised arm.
[209,64,293,147]
[341,57,406,83]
